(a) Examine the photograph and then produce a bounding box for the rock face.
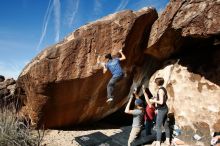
[16,1,220,144]
[0,76,16,107]
[16,8,158,128]
[149,63,220,145]
[146,0,220,59]
[142,0,220,145]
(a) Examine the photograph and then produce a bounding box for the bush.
[0,107,43,146]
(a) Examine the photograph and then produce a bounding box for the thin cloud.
[36,0,53,51]
[115,0,129,12]
[65,0,80,27]
[94,0,102,15]
[53,0,61,42]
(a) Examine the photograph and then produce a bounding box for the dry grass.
[0,106,43,146]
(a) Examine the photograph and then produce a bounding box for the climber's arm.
[150,89,164,105]
[142,85,153,108]
[119,49,126,61]
[101,63,107,74]
[97,55,107,74]
[124,95,134,114]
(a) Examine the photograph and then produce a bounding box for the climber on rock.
[97,49,126,102]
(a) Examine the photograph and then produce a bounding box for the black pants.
[145,120,154,136]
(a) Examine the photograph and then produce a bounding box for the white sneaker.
[106,98,113,102]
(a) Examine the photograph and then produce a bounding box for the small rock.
[7,84,16,94]
[4,78,16,86]
[0,75,5,82]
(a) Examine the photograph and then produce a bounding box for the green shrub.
[0,107,43,146]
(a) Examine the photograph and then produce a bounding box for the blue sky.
[0,0,169,79]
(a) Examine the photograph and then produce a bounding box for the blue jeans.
[107,75,123,99]
[156,107,170,141]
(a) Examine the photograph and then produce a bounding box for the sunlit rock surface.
[146,0,220,59]
[16,8,157,129]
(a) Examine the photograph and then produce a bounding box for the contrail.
[94,0,102,15]
[53,0,61,42]
[66,0,80,27]
[36,0,53,51]
[115,0,129,12]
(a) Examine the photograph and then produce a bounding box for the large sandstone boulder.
[16,8,157,128]
[141,0,220,145]
[149,62,220,145]
[146,0,220,59]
